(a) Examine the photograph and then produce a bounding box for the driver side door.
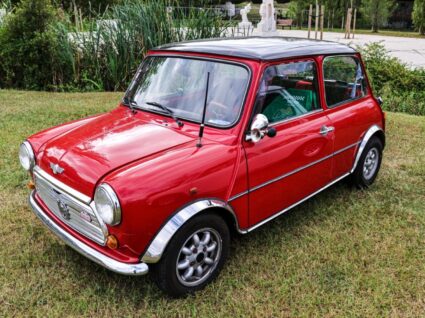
[243,59,335,227]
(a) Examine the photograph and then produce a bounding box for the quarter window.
[323,56,367,107]
[256,61,321,124]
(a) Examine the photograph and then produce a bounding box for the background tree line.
[288,0,424,34]
[2,0,425,34]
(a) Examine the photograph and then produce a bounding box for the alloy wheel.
[363,147,379,180]
[175,228,222,287]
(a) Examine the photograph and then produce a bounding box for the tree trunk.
[371,13,379,33]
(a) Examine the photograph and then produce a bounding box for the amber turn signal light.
[27,180,35,190]
[106,235,119,250]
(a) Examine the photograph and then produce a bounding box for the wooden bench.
[277,19,293,30]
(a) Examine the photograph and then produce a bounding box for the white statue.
[224,1,235,18]
[257,0,277,35]
[238,3,252,30]
[0,9,7,25]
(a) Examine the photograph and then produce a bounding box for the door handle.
[319,125,335,136]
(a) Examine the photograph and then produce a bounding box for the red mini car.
[20,37,385,296]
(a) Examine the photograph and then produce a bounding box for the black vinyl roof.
[153,37,357,61]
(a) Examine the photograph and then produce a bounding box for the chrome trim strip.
[34,166,91,204]
[141,199,237,263]
[334,141,360,155]
[239,172,350,234]
[228,190,249,202]
[29,191,149,276]
[350,124,383,173]
[251,153,333,192]
[228,142,359,202]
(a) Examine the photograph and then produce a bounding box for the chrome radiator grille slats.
[33,169,106,245]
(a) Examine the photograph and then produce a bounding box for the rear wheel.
[351,136,383,188]
[151,213,230,297]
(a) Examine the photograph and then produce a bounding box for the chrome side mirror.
[247,114,277,143]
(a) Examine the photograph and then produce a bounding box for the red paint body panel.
[244,110,334,226]
[26,49,384,264]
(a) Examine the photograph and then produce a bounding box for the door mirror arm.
[376,96,383,106]
[266,126,277,138]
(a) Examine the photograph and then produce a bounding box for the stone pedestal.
[238,21,253,29]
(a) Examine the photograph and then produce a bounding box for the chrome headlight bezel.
[19,141,35,171]
[94,183,121,226]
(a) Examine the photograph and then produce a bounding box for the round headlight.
[19,141,35,171]
[94,184,121,226]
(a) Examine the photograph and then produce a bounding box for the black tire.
[351,136,383,189]
[151,212,230,297]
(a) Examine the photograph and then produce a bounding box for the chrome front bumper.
[29,191,149,276]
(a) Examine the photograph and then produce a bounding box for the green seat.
[262,89,316,123]
[262,94,288,123]
[286,88,315,111]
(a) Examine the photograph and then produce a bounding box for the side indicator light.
[189,187,198,195]
[27,180,35,190]
[106,235,119,250]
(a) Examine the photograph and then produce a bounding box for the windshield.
[125,56,250,127]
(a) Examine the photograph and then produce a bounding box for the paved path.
[252,29,425,68]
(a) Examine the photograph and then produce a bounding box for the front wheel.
[151,213,230,297]
[351,136,383,188]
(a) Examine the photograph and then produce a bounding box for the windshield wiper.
[146,101,183,127]
[123,96,138,114]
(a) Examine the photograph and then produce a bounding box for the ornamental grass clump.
[0,0,229,91]
[65,0,230,91]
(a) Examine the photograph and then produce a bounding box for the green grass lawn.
[1,90,424,317]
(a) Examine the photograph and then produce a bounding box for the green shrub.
[359,42,425,116]
[381,87,425,115]
[69,0,230,91]
[0,0,73,90]
[0,0,229,91]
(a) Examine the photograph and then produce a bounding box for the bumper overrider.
[29,190,149,276]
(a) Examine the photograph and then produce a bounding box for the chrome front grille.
[33,167,107,245]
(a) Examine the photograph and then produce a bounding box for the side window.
[323,56,368,107]
[256,60,321,124]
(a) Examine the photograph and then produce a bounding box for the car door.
[321,55,374,179]
[243,59,335,227]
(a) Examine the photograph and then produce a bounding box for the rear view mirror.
[247,114,277,143]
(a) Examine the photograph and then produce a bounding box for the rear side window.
[323,56,367,107]
[256,60,321,124]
